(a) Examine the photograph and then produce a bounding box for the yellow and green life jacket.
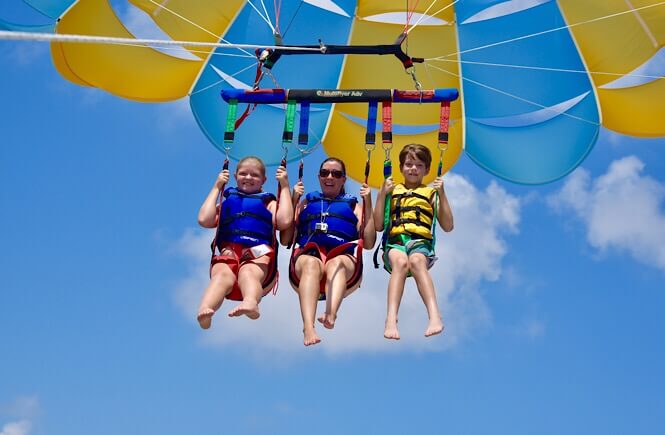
[388,184,436,240]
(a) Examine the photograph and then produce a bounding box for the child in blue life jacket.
[281,157,376,346]
[373,144,454,340]
[196,156,293,329]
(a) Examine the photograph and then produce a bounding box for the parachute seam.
[427,63,600,127]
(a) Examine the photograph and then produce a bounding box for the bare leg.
[228,256,270,319]
[409,253,444,337]
[294,255,323,346]
[384,249,409,340]
[197,263,235,329]
[322,255,356,329]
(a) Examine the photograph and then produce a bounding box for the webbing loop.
[280,100,296,163]
[437,101,451,177]
[365,100,378,148]
[224,99,238,143]
[381,101,393,160]
[298,102,310,146]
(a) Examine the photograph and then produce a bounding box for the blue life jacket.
[297,192,359,250]
[217,187,275,247]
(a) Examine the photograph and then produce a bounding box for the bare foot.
[197,308,215,329]
[323,313,336,329]
[228,302,260,319]
[425,316,444,337]
[384,319,400,340]
[317,313,336,329]
[303,327,321,346]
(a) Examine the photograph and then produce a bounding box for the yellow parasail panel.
[52,0,203,102]
[129,0,246,59]
[324,0,463,188]
[560,0,665,136]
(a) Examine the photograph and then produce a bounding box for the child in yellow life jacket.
[373,144,454,340]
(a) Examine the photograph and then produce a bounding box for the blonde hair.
[236,156,266,176]
[398,143,432,170]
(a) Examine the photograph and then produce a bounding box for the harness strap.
[391,218,434,231]
[365,101,378,145]
[282,99,297,144]
[211,158,231,259]
[223,100,238,143]
[392,191,432,202]
[299,212,358,224]
[432,100,451,248]
[382,101,392,144]
[298,101,310,146]
[393,205,434,220]
[220,211,273,226]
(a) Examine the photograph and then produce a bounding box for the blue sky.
[2,3,665,435]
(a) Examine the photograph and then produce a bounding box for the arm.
[432,177,454,232]
[274,166,294,231]
[278,181,304,246]
[279,199,305,246]
[292,180,304,209]
[372,177,394,232]
[197,170,229,228]
[356,183,376,249]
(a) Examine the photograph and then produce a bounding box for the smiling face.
[400,152,430,187]
[235,157,266,194]
[318,159,346,198]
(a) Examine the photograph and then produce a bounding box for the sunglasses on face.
[319,169,344,179]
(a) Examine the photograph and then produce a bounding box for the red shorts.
[210,242,278,301]
[288,241,363,300]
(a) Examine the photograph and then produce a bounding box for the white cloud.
[548,156,665,271]
[0,421,31,435]
[3,41,48,66]
[0,396,39,420]
[173,173,521,356]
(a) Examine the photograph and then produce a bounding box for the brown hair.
[319,157,347,195]
[236,156,266,177]
[398,143,432,170]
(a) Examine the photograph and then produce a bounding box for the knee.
[298,256,323,277]
[390,255,409,271]
[210,270,233,287]
[409,255,428,272]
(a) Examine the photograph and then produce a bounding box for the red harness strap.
[210,242,279,301]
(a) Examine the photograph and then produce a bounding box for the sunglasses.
[319,169,345,179]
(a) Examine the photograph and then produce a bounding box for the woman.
[283,157,375,346]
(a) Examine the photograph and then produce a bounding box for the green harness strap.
[224,99,238,144]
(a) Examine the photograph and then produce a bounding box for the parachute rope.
[407,0,461,35]
[247,0,277,33]
[190,62,259,96]
[281,1,304,38]
[428,58,665,81]
[433,0,665,60]
[146,0,254,57]
[0,30,321,52]
[426,62,600,127]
